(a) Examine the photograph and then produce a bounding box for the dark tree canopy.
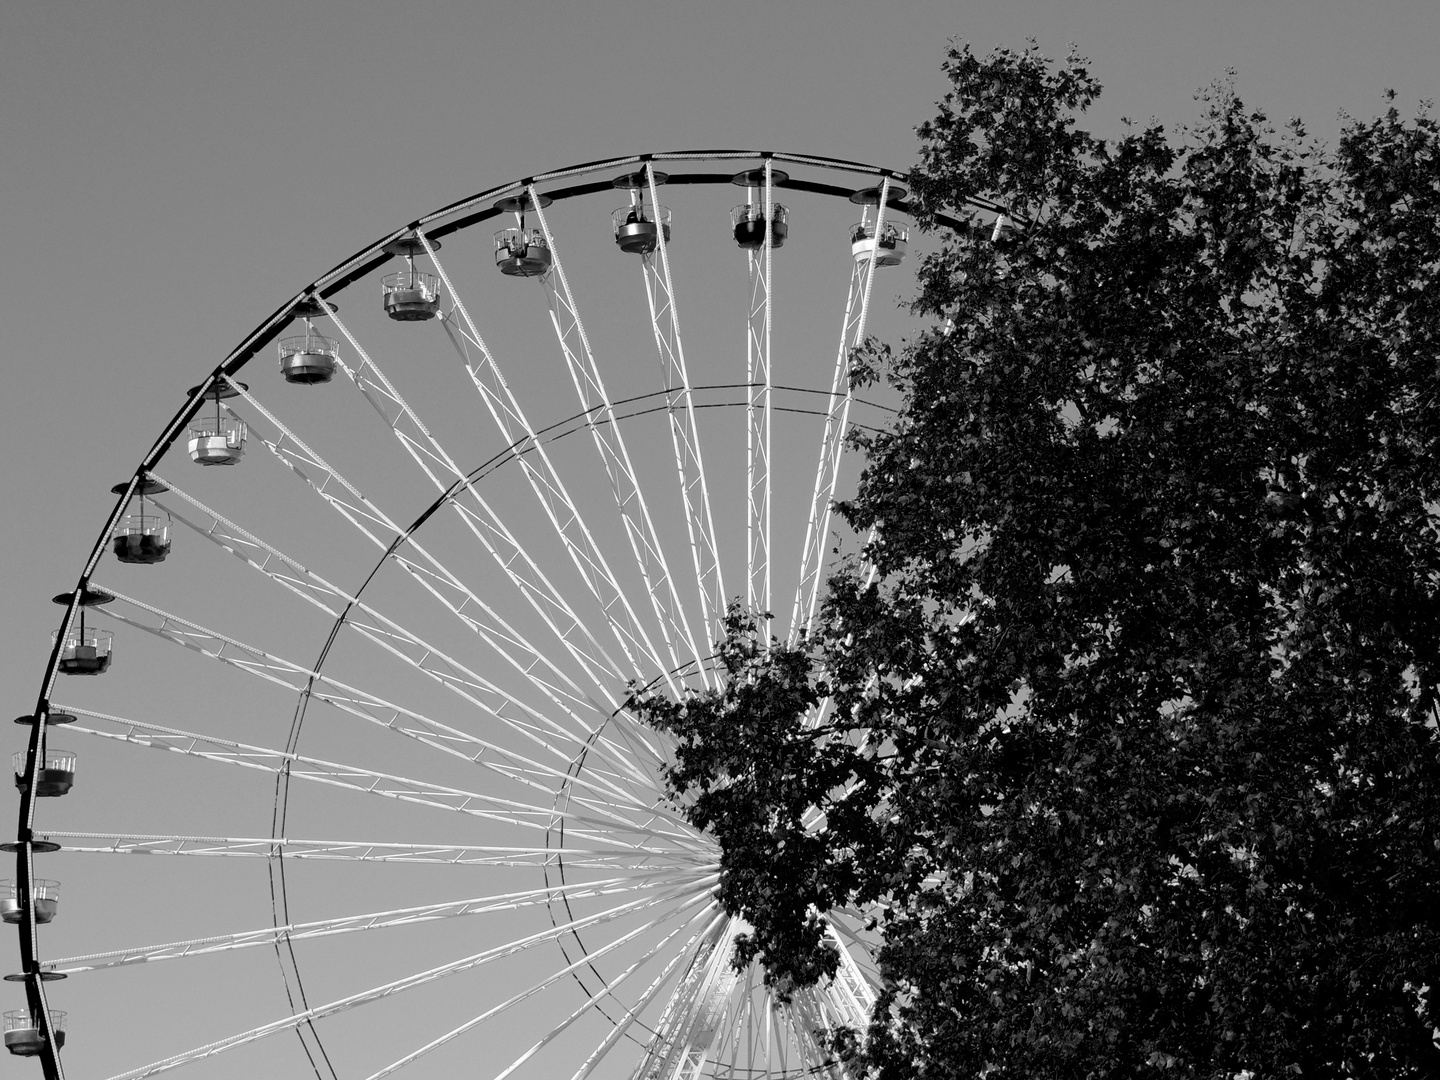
[634,43,1440,1079]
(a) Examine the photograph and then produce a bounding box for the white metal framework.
[744,161,777,622]
[791,180,892,642]
[16,151,991,1080]
[639,164,725,656]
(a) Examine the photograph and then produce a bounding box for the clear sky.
[7,0,1438,688]
[1,2,1435,1078]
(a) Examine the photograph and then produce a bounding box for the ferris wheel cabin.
[494,193,554,276]
[52,587,115,675]
[13,751,76,798]
[730,168,789,249]
[494,228,552,276]
[381,236,441,320]
[188,422,246,466]
[53,627,111,676]
[279,297,341,384]
[610,171,671,255]
[112,513,171,564]
[110,478,173,564]
[0,879,59,926]
[186,381,247,465]
[849,184,909,266]
[611,205,673,254]
[3,1012,65,1057]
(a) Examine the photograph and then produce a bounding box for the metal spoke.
[631,916,745,1080]
[38,832,703,872]
[277,309,635,701]
[230,389,668,784]
[89,588,688,840]
[104,882,717,1080]
[45,875,683,975]
[525,188,705,684]
[566,909,728,1080]
[641,162,726,656]
[367,898,717,1080]
[746,162,776,620]
[783,987,843,1079]
[790,179,891,642]
[148,475,672,813]
[823,911,882,988]
[720,952,758,1080]
[59,707,703,851]
[824,914,881,1003]
[88,588,557,770]
[420,232,676,692]
[152,481,582,758]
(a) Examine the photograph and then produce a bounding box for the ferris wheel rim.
[31,149,977,713]
[16,148,975,1080]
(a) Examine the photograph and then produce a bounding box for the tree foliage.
[634,42,1440,1078]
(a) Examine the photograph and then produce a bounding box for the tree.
[633,43,1440,1079]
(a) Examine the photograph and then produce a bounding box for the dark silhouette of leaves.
[634,41,1440,1079]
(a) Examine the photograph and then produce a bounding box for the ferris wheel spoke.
[59,705,704,851]
[150,481,580,756]
[824,912,881,989]
[744,289,769,621]
[566,908,728,1080]
[641,163,726,657]
[425,282,666,690]
[525,189,707,686]
[791,983,862,1079]
[36,832,704,871]
[265,310,637,701]
[225,390,668,786]
[690,944,755,1080]
[789,180,892,644]
[145,479,663,809]
[44,875,683,976]
[214,388,621,733]
[745,161,778,620]
[544,794,708,853]
[736,964,772,1080]
[758,996,786,1080]
[484,913,713,1080]
[423,228,684,696]
[775,1002,820,1079]
[779,993,829,1079]
[821,931,880,1009]
[369,896,716,1080]
[734,958,772,1079]
[103,881,717,1080]
[85,587,660,809]
[774,999,805,1080]
[716,959,752,1080]
[57,708,677,844]
[778,1001,821,1080]
[631,916,748,1080]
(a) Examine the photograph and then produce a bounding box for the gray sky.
[7,0,1437,685]
[1,2,1435,1077]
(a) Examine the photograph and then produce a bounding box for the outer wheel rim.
[17,151,983,1080]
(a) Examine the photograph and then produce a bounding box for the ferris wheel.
[11,151,992,1080]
